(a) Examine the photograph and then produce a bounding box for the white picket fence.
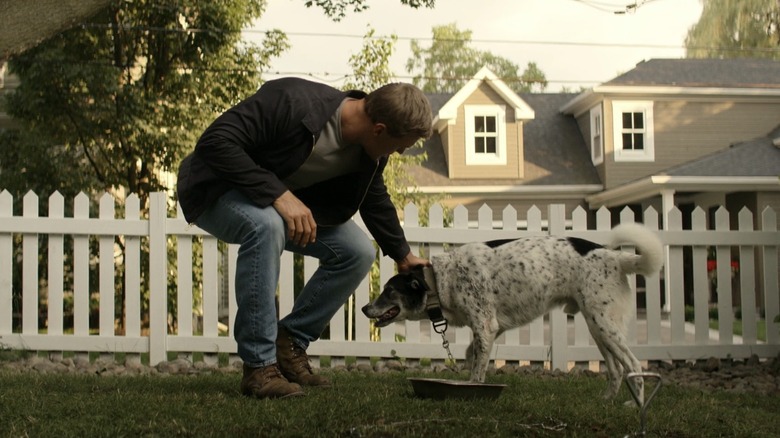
[1,190,778,369]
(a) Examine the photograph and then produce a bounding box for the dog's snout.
[360,304,370,316]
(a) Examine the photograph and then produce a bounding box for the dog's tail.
[608,223,664,276]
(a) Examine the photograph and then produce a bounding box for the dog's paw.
[623,399,640,408]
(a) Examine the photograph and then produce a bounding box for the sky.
[244,0,704,92]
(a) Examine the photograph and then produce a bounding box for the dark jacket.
[177,78,410,260]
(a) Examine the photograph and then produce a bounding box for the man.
[177,78,432,398]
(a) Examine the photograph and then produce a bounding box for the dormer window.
[612,101,655,162]
[465,105,507,165]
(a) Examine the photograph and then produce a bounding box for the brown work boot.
[276,326,332,387]
[240,363,304,399]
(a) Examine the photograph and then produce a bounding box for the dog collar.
[422,266,447,334]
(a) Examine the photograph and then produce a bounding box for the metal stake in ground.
[624,372,662,438]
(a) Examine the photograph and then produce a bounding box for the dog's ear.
[411,264,426,274]
[408,266,428,292]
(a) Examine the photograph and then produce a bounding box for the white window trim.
[612,100,655,162]
[464,104,507,165]
[589,105,603,165]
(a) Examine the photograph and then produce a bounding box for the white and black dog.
[362,223,663,403]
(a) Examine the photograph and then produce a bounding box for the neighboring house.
[407,59,780,227]
[405,58,780,310]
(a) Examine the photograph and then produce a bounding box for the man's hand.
[272,190,317,247]
[396,251,431,273]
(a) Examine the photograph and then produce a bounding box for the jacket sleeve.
[359,159,411,261]
[193,133,288,209]
[191,88,293,209]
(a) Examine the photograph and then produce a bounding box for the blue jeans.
[195,189,376,367]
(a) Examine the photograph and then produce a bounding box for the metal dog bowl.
[408,378,507,400]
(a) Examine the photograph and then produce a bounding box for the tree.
[685,0,780,59]
[406,23,548,94]
[305,0,434,21]
[1,0,288,209]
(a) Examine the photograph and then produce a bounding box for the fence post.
[149,192,168,365]
[548,204,568,371]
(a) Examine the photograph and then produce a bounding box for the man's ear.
[372,122,386,136]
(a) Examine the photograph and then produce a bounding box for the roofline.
[560,86,780,116]
[586,176,780,208]
[409,184,603,199]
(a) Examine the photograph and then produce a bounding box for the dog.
[362,223,664,403]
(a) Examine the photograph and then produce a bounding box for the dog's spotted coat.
[362,223,664,404]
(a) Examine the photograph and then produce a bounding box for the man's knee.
[352,238,377,271]
[239,207,286,248]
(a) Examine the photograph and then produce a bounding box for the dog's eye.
[410,280,421,290]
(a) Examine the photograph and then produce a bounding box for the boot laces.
[290,344,313,372]
[262,364,284,381]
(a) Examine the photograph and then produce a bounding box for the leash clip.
[431,318,448,334]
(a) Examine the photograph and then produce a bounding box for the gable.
[433,66,534,132]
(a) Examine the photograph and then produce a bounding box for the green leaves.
[406,23,547,94]
[686,0,780,59]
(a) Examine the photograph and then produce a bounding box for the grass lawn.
[1,369,777,437]
[709,319,768,341]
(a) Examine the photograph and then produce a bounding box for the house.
[406,58,780,311]
[407,59,780,229]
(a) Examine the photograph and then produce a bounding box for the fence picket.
[527,206,544,352]
[571,206,591,363]
[176,224,194,337]
[99,194,115,347]
[124,195,142,365]
[202,236,219,339]
[715,207,734,344]
[668,207,686,345]
[453,205,472,348]
[620,207,638,344]
[73,193,90,339]
[47,192,64,338]
[692,207,710,345]
[738,208,757,344]
[500,206,521,355]
[148,192,167,365]
[643,207,661,346]
[762,207,779,345]
[427,204,446,353]
[379,255,396,346]
[0,191,11,335]
[22,192,39,335]
[227,244,238,337]
[403,203,421,345]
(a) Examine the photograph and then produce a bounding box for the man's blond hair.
[364,83,433,139]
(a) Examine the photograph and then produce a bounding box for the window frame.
[464,104,507,165]
[589,105,604,165]
[612,100,655,162]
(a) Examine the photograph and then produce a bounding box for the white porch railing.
[1,191,778,368]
